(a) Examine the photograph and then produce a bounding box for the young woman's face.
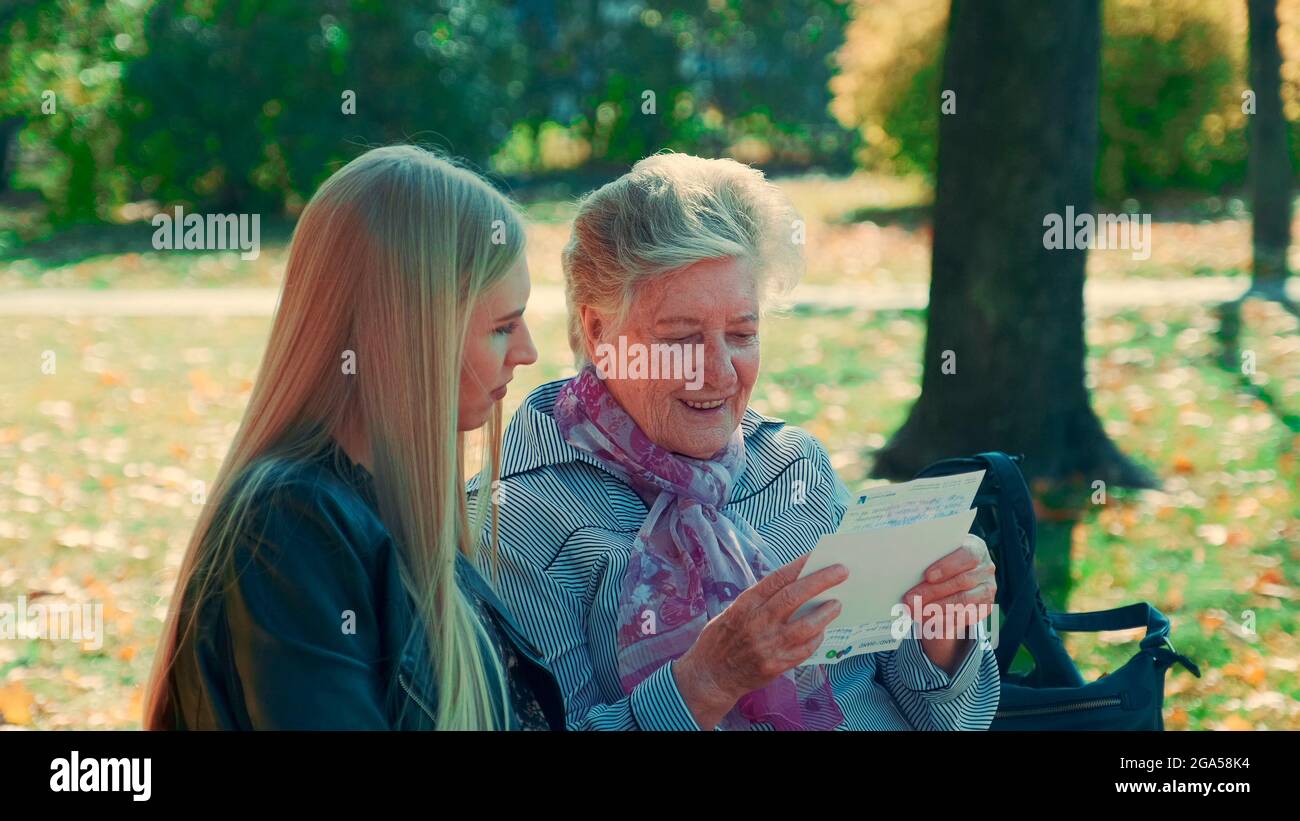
[459,257,537,431]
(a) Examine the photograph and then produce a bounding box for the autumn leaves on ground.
[1,176,1297,730]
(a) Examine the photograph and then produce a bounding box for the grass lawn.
[1,173,1279,291]
[1,294,1296,729]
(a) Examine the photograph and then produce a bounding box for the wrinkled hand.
[900,533,996,675]
[674,553,849,728]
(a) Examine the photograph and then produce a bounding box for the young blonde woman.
[145,145,564,730]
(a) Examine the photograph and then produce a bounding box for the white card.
[793,469,984,666]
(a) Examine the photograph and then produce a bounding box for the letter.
[627,342,648,380]
[79,755,98,792]
[50,756,70,792]
[684,344,704,390]
[172,206,185,248]
[922,602,944,639]
[1073,210,1094,250]
[0,600,13,639]
[1130,213,1151,261]
[207,212,237,251]
[151,212,172,251]
[790,478,806,505]
[15,594,29,638]
[1064,205,1076,250]
[1042,212,1062,250]
[83,604,103,651]
[653,343,680,382]
[890,603,911,640]
[1097,212,1127,250]
[102,758,128,793]
[49,603,74,642]
[26,599,48,640]
[182,210,204,250]
[593,343,616,379]
[241,213,261,260]
[133,758,151,802]
[986,602,1000,650]
[951,603,982,639]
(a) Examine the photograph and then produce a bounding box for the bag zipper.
[995,696,1122,718]
[397,671,437,723]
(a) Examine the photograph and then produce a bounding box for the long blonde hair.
[145,145,524,730]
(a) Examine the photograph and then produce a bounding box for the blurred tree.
[506,0,856,174]
[0,0,140,223]
[872,0,1154,491]
[7,0,856,218]
[121,0,526,213]
[834,0,1256,199]
[1246,0,1297,305]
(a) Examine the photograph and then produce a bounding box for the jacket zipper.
[397,671,437,723]
[995,696,1122,719]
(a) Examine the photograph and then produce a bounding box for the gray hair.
[561,151,804,364]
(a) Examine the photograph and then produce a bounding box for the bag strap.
[914,453,1039,674]
[978,452,1087,684]
[1048,602,1202,676]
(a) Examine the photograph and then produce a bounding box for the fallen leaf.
[0,683,36,726]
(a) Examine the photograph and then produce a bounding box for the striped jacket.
[474,377,1001,730]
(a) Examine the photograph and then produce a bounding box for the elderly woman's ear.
[577,304,606,362]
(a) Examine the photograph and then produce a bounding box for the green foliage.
[3,0,858,220]
[119,0,526,212]
[502,0,857,172]
[834,0,1272,198]
[0,0,145,224]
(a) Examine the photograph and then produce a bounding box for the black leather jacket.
[166,443,565,730]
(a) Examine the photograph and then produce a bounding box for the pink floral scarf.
[553,366,843,730]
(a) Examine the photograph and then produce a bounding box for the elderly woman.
[479,153,1000,730]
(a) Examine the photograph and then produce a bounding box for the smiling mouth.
[680,398,727,411]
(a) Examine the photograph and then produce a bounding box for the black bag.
[913,451,1200,730]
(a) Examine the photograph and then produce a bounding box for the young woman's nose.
[510,320,539,368]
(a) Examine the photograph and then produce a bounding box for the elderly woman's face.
[581,257,760,459]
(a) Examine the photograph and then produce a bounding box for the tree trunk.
[0,117,22,195]
[1247,0,1293,295]
[872,0,1154,490]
